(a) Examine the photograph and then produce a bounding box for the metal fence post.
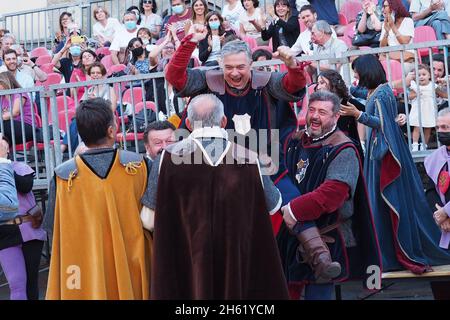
[39,87,56,183]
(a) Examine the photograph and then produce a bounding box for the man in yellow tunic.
[43,98,151,299]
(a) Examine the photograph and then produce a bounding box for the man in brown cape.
[145,94,289,299]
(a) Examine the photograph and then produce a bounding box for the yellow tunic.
[46,151,150,300]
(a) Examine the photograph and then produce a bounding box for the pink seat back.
[135,101,156,113]
[30,47,50,58]
[101,55,115,75]
[340,0,362,23]
[36,55,53,66]
[39,63,56,74]
[122,87,143,105]
[414,26,439,57]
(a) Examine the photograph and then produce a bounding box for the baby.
[409,64,436,151]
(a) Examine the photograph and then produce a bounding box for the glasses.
[437,125,450,130]
[143,0,152,4]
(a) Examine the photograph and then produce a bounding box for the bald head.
[186,94,227,130]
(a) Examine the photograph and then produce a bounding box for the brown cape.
[151,139,289,299]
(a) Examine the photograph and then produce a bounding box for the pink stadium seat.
[122,87,143,105]
[35,55,53,66]
[414,26,439,58]
[57,109,76,133]
[96,47,111,57]
[338,13,348,25]
[39,63,56,74]
[380,59,404,95]
[37,72,62,86]
[32,103,42,128]
[135,101,156,113]
[343,22,356,47]
[241,35,257,50]
[101,55,115,75]
[381,59,403,82]
[109,64,127,74]
[30,47,50,58]
[55,95,75,112]
[340,0,362,23]
[47,96,75,124]
[116,132,144,142]
[47,108,75,132]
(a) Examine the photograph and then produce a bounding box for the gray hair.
[308,90,341,114]
[221,40,252,63]
[2,33,16,44]
[187,94,225,128]
[314,20,333,35]
[438,107,450,117]
[9,44,22,55]
[123,11,138,19]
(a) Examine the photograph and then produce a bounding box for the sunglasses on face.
[143,0,152,4]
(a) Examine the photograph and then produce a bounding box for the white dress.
[409,81,437,127]
[222,2,246,31]
[239,8,262,39]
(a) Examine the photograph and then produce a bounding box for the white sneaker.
[411,142,419,152]
[420,143,427,151]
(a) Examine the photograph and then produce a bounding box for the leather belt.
[0,215,33,226]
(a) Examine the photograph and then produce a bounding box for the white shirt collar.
[190,126,228,140]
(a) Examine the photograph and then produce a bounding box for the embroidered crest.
[232,113,252,135]
[439,170,450,195]
[295,158,309,184]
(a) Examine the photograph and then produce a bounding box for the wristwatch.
[292,221,303,235]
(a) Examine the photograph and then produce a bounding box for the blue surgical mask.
[209,21,220,30]
[172,4,184,15]
[69,45,81,56]
[124,21,137,31]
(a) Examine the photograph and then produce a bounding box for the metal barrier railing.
[1,38,449,188]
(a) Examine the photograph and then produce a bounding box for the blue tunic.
[359,83,450,273]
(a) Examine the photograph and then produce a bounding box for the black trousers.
[22,240,44,300]
[1,120,34,145]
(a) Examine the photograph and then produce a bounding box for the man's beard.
[6,65,16,72]
[305,121,337,140]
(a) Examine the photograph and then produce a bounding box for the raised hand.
[273,46,297,68]
[434,204,448,225]
[395,113,407,126]
[187,23,208,43]
[340,102,360,118]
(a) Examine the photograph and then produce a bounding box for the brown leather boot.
[296,226,341,283]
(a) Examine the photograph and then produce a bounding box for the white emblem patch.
[232,113,252,135]
[295,158,309,184]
